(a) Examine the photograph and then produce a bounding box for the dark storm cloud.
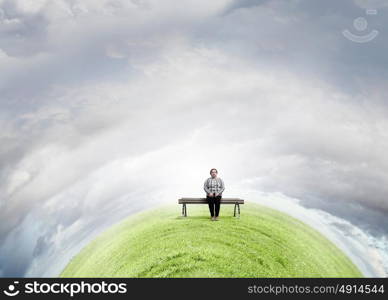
[210,0,388,96]
[221,0,270,15]
[0,0,50,57]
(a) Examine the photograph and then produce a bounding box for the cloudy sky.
[1,0,388,277]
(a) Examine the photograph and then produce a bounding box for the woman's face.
[210,170,217,178]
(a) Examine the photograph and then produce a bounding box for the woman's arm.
[217,178,225,195]
[204,178,212,195]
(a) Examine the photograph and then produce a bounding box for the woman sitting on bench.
[204,168,225,221]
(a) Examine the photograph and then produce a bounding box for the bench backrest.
[178,198,244,204]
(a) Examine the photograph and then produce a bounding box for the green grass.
[59,201,363,277]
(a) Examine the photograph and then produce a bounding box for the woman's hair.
[209,168,218,175]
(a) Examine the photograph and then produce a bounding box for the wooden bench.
[178,197,244,217]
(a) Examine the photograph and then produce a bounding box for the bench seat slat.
[178,198,244,204]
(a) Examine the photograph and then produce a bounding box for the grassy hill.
[60,201,363,277]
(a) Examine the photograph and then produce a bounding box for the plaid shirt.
[204,177,225,195]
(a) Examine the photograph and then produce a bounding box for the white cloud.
[14,0,48,14]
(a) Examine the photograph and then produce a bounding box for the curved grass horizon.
[60,201,363,278]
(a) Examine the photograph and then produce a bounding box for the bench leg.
[234,203,237,217]
[237,203,240,218]
[184,204,187,217]
[182,204,185,216]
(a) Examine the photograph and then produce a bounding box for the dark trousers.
[207,194,221,217]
